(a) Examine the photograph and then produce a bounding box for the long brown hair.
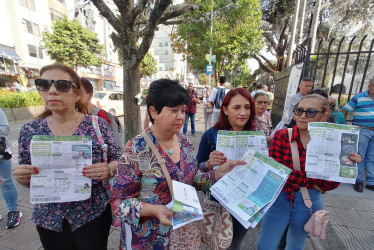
[36,63,87,119]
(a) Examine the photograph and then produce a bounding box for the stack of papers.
[210,149,291,228]
[305,122,360,184]
[167,180,204,229]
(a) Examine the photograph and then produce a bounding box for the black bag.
[0,137,6,156]
[214,88,226,109]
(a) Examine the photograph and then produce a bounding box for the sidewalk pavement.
[1,104,373,249]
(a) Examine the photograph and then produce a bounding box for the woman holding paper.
[257,94,361,250]
[253,92,273,143]
[110,79,244,250]
[196,88,257,249]
[13,63,120,250]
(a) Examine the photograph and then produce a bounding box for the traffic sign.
[211,55,216,62]
[206,65,213,75]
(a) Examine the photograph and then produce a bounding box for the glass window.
[92,92,106,99]
[159,67,163,71]
[28,45,37,57]
[165,50,168,55]
[38,48,43,59]
[118,94,123,100]
[159,42,163,47]
[19,0,35,11]
[33,23,40,36]
[19,0,27,8]
[164,42,168,46]
[23,19,33,33]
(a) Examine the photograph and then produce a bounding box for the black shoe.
[6,211,22,229]
[353,182,363,193]
[365,184,374,191]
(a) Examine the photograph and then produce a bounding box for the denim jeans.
[357,128,374,185]
[257,189,323,250]
[0,158,18,212]
[183,113,195,134]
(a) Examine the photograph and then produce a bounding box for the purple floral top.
[110,127,215,250]
[255,111,273,136]
[18,115,120,232]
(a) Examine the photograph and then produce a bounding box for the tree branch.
[91,0,122,33]
[130,0,148,23]
[251,54,275,74]
[258,54,278,72]
[158,3,200,24]
[113,0,131,17]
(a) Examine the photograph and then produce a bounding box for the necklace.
[155,135,175,155]
[49,113,80,134]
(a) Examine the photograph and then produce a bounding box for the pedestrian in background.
[250,82,265,97]
[13,63,120,250]
[209,76,229,125]
[342,78,374,193]
[203,86,213,131]
[328,96,345,124]
[0,108,22,229]
[183,82,200,136]
[262,84,274,113]
[254,92,273,144]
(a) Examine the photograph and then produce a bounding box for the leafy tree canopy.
[139,52,157,78]
[171,0,263,82]
[42,17,104,69]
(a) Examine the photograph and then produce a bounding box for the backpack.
[91,107,124,149]
[214,88,226,109]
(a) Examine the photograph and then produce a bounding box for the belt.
[355,124,374,131]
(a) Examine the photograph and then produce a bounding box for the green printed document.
[166,180,203,229]
[210,149,291,229]
[216,130,268,162]
[30,135,92,204]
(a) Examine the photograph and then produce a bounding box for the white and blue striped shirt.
[343,90,374,127]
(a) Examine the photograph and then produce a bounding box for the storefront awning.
[0,48,21,61]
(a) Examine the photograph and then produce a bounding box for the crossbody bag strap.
[141,131,173,195]
[287,128,312,210]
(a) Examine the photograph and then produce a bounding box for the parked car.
[91,91,124,116]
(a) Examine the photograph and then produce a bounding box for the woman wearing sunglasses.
[13,63,120,250]
[257,94,361,250]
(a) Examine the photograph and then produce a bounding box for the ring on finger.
[20,175,23,179]
[98,173,101,177]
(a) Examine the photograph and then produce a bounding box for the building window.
[159,67,163,71]
[33,23,40,36]
[164,42,168,46]
[159,42,163,47]
[57,0,65,4]
[50,8,64,21]
[19,0,35,11]
[165,50,168,55]
[23,19,33,33]
[38,48,43,59]
[28,45,37,57]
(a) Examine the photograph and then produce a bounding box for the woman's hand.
[13,165,39,188]
[265,136,272,144]
[141,204,175,226]
[83,163,110,180]
[348,153,362,164]
[214,160,247,181]
[207,151,226,170]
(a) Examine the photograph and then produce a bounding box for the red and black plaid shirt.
[270,126,340,199]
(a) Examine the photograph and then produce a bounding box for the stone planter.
[3,106,45,124]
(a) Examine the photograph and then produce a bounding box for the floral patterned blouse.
[18,115,120,232]
[255,111,273,136]
[111,127,215,250]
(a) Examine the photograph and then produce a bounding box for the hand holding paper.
[214,160,247,180]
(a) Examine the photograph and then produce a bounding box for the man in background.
[208,76,229,125]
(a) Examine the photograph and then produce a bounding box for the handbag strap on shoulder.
[287,128,312,210]
[141,131,173,195]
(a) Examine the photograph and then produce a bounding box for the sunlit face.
[299,80,314,96]
[150,105,186,134]
[188,84,194,92]
[294,98,328,131]
[223,94,251,131]
[255,95,269,115]
[39,69,80,114]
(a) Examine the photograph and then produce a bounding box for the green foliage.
[198,73,209,86]
[139,52,157,78]
[234,63,253,87]
[0,90,44,108]
[42,17,104,69]
[171,0,263,79]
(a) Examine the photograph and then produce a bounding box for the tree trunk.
[122,58,141,143]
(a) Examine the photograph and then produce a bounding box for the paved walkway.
[0,104,373,249]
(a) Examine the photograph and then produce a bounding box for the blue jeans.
[357,128,374,185]
[183,113,195,134]
[0,158,18,212]
[257,189,323,250]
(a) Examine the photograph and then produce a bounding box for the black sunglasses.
[293,107,322,118]
[35,79,78,92]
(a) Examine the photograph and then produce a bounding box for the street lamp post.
[208,0,214,87]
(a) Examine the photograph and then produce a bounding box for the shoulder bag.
[288,128,330,240]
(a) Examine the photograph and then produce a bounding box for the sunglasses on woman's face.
[35,79,78,92]
[293,107,322,118]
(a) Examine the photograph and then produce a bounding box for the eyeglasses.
[35,79,78,92]
[293,107,323,118]
[256,101,269,105]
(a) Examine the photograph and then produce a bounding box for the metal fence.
[295,36,374,106]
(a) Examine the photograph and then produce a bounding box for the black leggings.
[36,205,112,250]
